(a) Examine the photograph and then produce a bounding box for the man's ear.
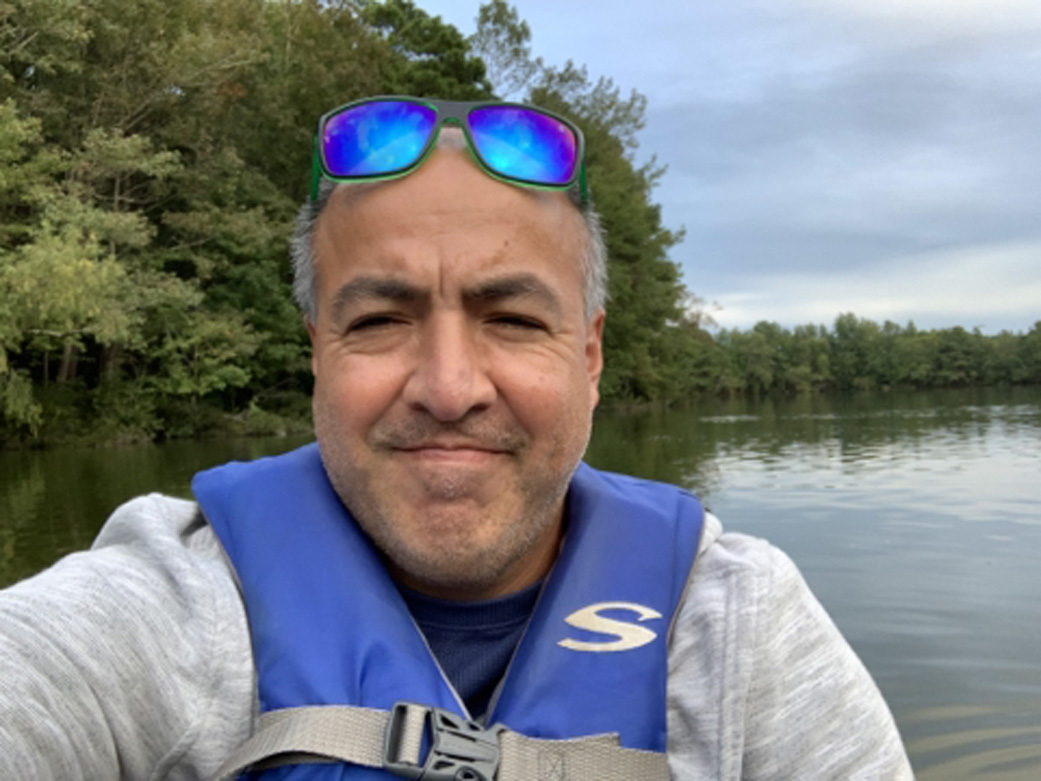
[586,309,605,409]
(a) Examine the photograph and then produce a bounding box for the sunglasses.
[311,96,587,205]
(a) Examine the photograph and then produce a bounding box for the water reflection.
[0,435,313,586]
[904,703,1041,780]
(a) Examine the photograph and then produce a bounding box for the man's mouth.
[398,440,508,462]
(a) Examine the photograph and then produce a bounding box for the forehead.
[311,146,586,298]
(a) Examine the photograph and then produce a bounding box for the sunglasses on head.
[311,96,588,205]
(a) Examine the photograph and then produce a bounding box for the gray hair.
[289,157,608,324]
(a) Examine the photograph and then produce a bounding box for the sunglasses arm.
[309,138,322,202]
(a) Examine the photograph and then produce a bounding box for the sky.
[418,0,1041,333]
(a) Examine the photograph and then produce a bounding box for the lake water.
[2,387,1040,778]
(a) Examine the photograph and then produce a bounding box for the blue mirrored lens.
[323,100,437,177]
[468,106,578,185]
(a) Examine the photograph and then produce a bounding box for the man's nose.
[402,314,496,421]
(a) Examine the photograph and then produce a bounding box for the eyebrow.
[465,273,564,318]
[327,272,566,324]
[328,277,426,324]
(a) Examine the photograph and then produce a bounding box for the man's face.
[308,145,604,600]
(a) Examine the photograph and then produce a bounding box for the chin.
[386,541,515,597]
[372,505,548,598]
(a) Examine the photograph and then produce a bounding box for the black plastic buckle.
[384,702,504,781]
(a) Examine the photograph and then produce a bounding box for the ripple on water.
[904,702,1041,780]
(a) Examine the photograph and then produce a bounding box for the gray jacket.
[0,494,913,779]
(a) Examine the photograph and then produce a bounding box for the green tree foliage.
[1,0,273,441]
[2,0,1036,445]
[360,0,491,98]
[0,100,46,429]
[0,0,504,444]
[1019,322,1041,384]
[470,0,541,99]
[709,316,1041,397]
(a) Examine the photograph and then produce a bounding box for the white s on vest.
[558,601,663,652]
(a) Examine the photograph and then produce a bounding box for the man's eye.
[490,314,546,331]
[346,315,402,333]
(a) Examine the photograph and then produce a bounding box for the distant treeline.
[679,315,1041,398]
[1,1,1038,446]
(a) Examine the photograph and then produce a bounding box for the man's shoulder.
[92,492,202,544]
[670,512,914,778]
[14,491,239,621]
[0,493,255,779]
[688,511,810,609]
[696,512,794,572]
[91,493,228,574]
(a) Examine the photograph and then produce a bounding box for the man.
[0,98,913,779]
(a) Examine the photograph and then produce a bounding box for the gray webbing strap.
[499,731,667,780]
[212,705,392,780]
[211,703,668,781]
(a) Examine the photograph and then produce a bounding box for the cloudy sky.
[420,0,1041,333]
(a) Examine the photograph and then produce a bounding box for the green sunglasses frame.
[310,96,588,206]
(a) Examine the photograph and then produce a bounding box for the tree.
[0,0,276,439]
[830,313,882,390]
[360,0,491,99]
[931,327,984,386]
[0,99,49,429]
[1020,322,1041,384]
[471,0,542,98]
[223,0,391,201]
[1,0,506,442]
[786,324,831,393]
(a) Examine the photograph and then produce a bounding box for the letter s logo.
[558,602,663,652]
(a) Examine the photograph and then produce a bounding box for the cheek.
[496,359,593,439]
[313,353,407,436]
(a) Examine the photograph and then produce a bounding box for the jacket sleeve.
[667,523,914,779]
[0,495,256,781]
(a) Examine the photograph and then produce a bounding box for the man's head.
[291,159,607,325]
[292,96,607,323]
[295,104,606,601]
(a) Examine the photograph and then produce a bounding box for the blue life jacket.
[193,443,703,780]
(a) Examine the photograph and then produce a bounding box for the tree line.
[691,315,1041,397]
[1,0,1037,446]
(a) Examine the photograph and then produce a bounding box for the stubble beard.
[313,403,581,597]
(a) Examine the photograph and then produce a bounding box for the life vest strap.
[497,728,668,780]
[211,702,669,781]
